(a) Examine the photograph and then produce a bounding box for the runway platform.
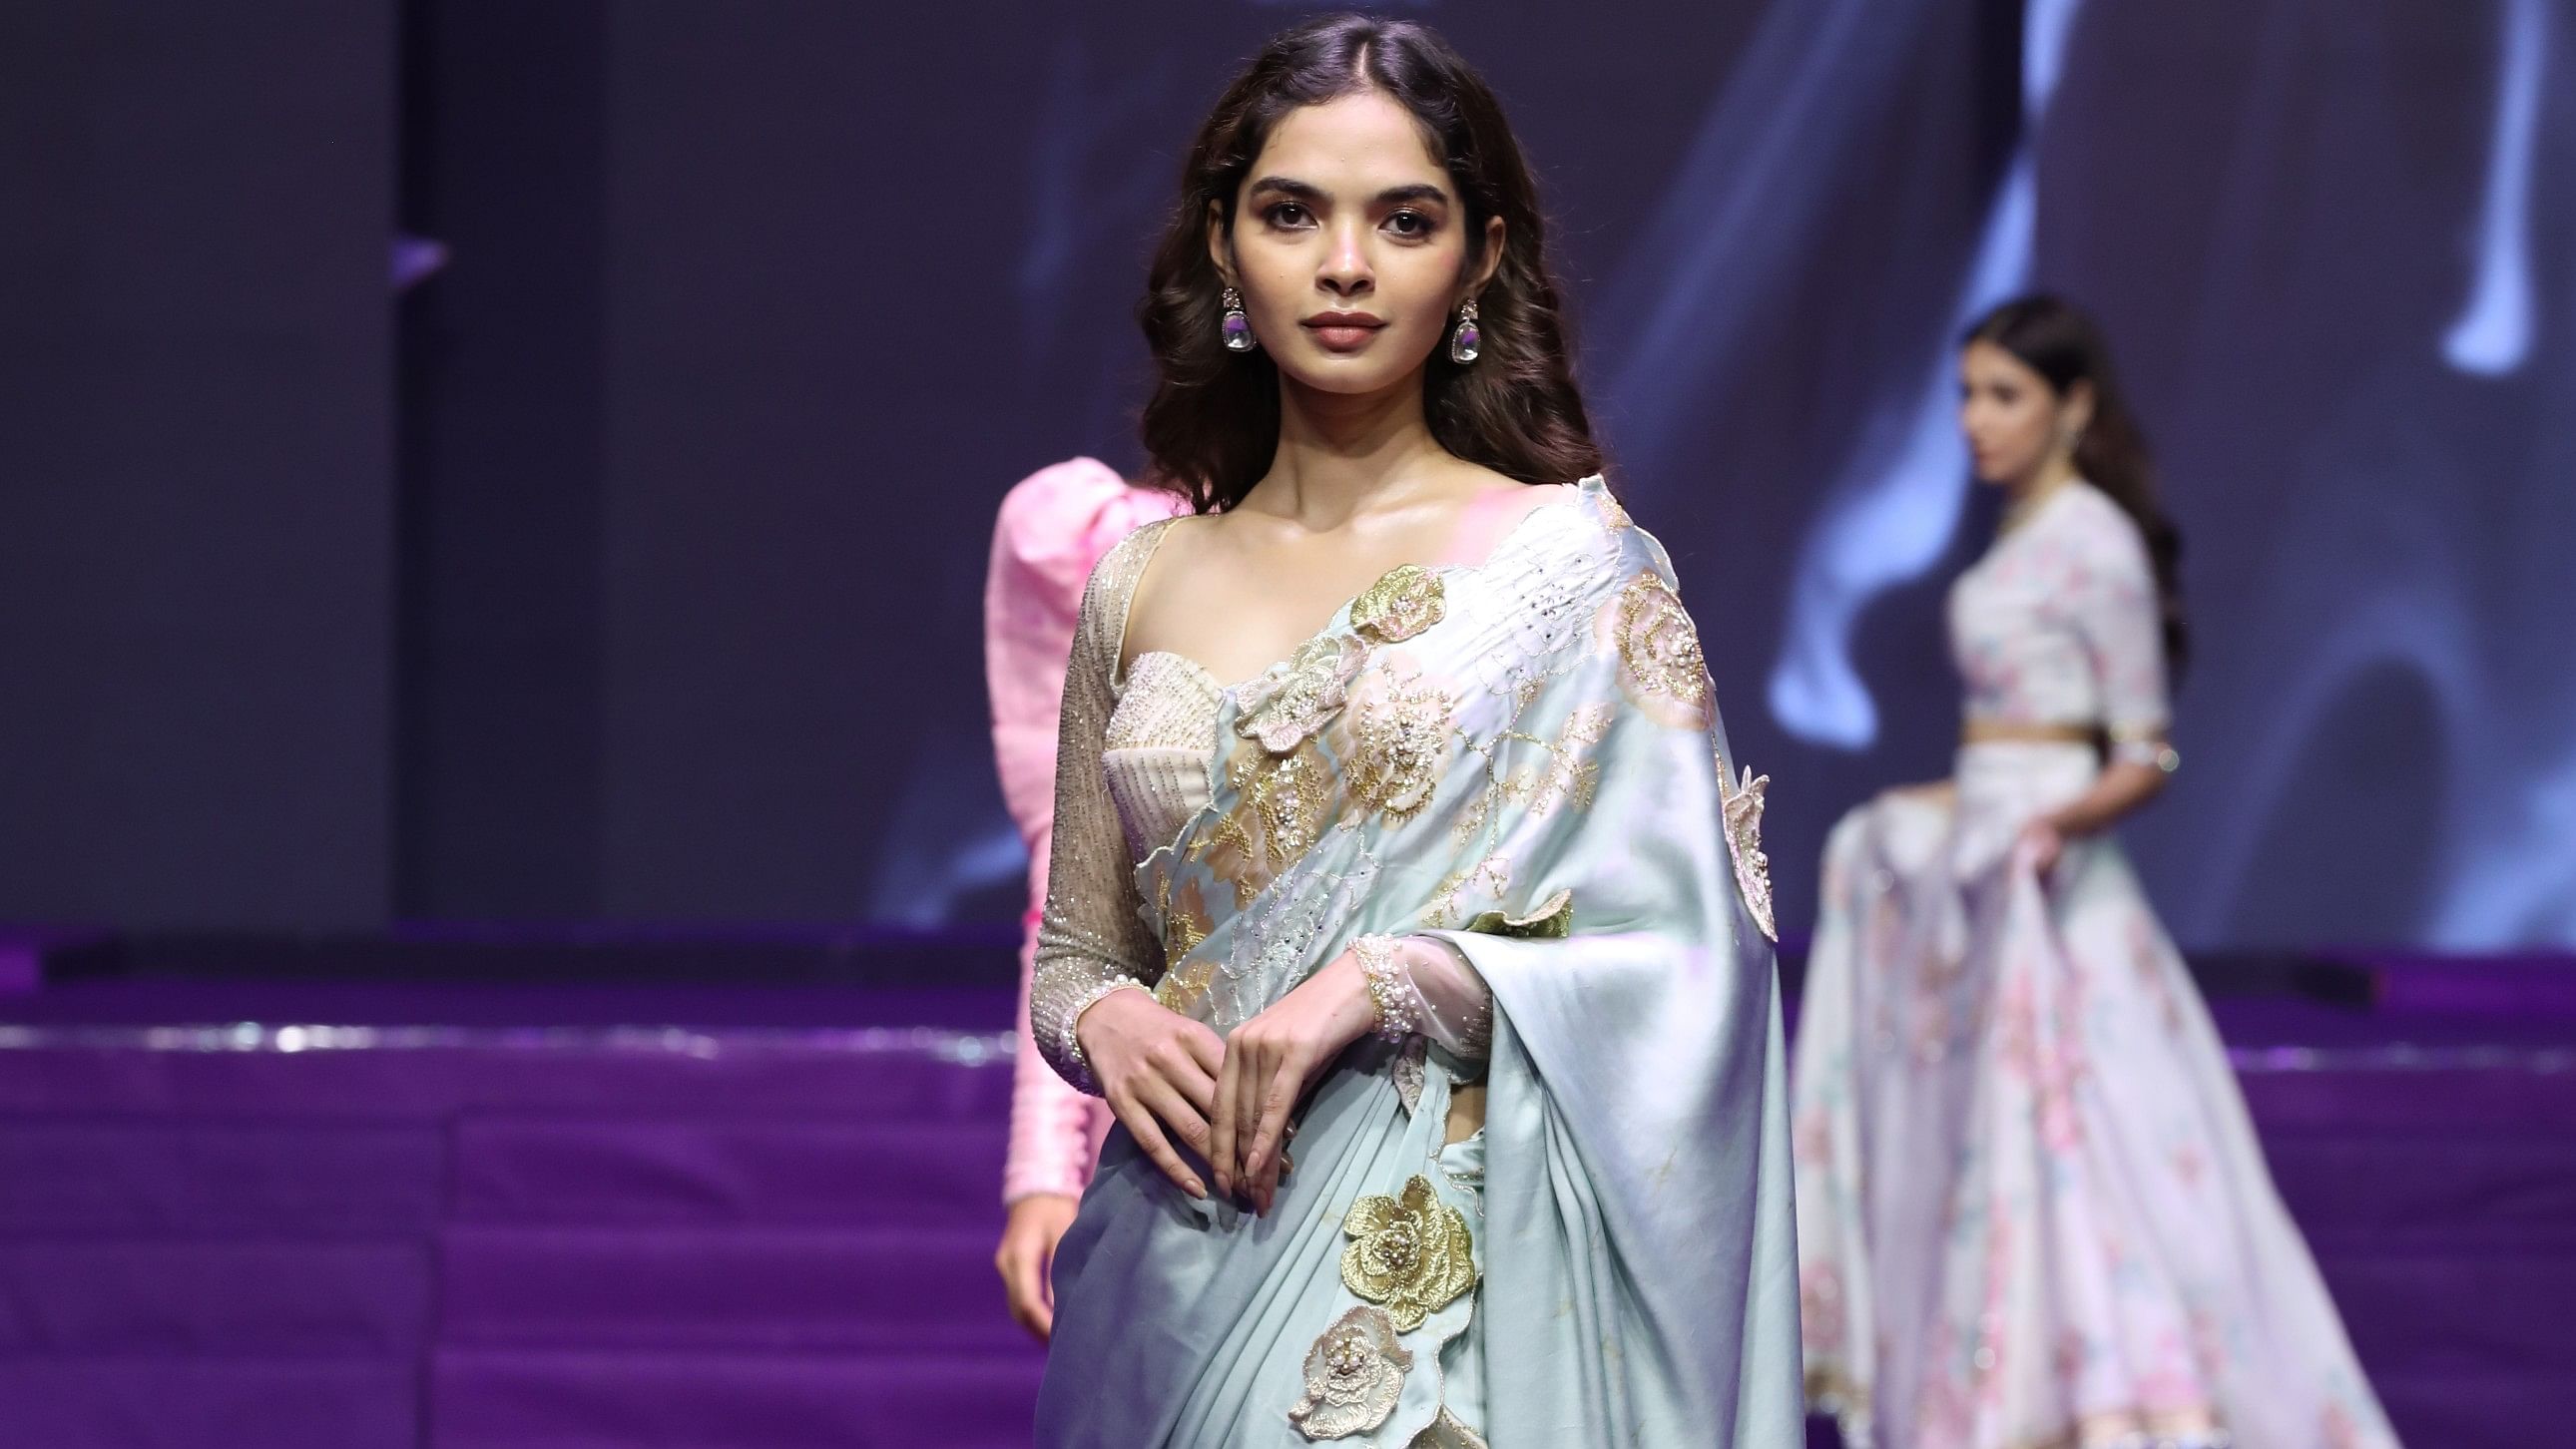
[0,937,2564,1447]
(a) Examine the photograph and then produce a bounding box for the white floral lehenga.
[1792,482,2399,1449]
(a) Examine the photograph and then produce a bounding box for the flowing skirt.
[1791,742,2398,1449]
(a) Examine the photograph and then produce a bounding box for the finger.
[1181,1021,1226,1079]
[999,1244,1048,1342]
[1234,1039,1269,1187]
[1031,1235,1057,1341]
[1209,1043,1241,1198]
[1139,1074,1215,1165]
[1246,1060,1303,1211]
[1169,1046,1218,1120]
[1112,1089,1206,1199]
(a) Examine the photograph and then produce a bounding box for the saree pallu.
[1035,480,1803,1447]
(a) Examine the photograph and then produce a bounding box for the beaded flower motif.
[1349,564,1446,645]
[1286,1305,1412,1441]
[1338,1175,1477,1332]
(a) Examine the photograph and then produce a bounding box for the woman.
[1028,15,1800,1446]
[1792,296,2397,1449]
[985,457,1184,1341]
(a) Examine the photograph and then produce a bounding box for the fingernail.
[1186,1178,1205,1198]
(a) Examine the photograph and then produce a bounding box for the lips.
[1301,312,1385,353]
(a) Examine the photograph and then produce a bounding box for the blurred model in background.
[1792,295,2396,1449]
[985,457,1181,1341]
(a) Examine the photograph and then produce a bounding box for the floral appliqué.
[1349,564,1446,644]
[1463,886,1574,939]
[1339,1175,1477,1332]
[1342,664,1455,822]
[1236,634,1365,754]
[1602,571,1713,729]
[1286,1305,1411,1441]
[1719,763,1778,941]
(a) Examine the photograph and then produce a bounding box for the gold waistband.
[1960,719,2096,746]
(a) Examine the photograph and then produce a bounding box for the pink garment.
[987,458,1186,1204]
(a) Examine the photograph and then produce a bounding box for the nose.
[1318,220,1373,298]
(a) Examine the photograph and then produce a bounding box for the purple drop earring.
[1221,286,1257,353]
[1448,298,1481,364]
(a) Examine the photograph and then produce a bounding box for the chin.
[1277,352,1421,397]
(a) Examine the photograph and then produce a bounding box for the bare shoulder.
[1115,511,1229,660]
[1441,468,1576,563]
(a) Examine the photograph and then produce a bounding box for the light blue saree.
[1034,479,1801,1447]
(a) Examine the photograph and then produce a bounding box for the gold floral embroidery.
[1342,665,1455,823]
[1464,887,1574,939]
[1236,634,1365,754]
[1286,1305,1412,1441]
[1421,855,1513,930]
[1597,489,1634,533]
[1154,957,1216,1015]
[1153,876,1218,1012]
[1720,762,1778,941]
[1339,1175,1476,1332]
[1500,702,1611,814]
[1602,571,1713,729]
[1349,564,1446,644]
[1205,738,1331,906]
[1450,699,1612,847]
[1159,875,1212,969]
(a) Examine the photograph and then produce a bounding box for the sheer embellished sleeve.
[2067,499,2173,766]
[1362,934,1495,1061]
[1029,526,1171,1095]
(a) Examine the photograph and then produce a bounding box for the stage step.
[451,1117,1006,1227]
[0,1238,429,1355]
[439,1223,1019,1352]
[0,986,2561,1447]
[430,1346,1042,1449]
[0,1359,418,1449]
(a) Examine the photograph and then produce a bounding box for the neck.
[1254,369,1448,526]
[2000,455,2079,529]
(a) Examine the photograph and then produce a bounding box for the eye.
[1385,210,1433,239]
[1263,202,1312,229]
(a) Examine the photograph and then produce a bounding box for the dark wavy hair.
[1966,295,2190,678]
[1138,15,1601,513]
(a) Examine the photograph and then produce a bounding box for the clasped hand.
[1073,953,1377,1216]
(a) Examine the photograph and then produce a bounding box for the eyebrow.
[1245,177,1453,208]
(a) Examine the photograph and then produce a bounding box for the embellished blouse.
[1948,480,2171,763]
[1032,517,1506,1093]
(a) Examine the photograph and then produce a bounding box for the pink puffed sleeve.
[987,459,1185,1203]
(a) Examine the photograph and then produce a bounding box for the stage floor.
[0,965,2565,1446]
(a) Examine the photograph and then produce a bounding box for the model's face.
[1213,89,1501,398]
[1957,340,2086,487]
